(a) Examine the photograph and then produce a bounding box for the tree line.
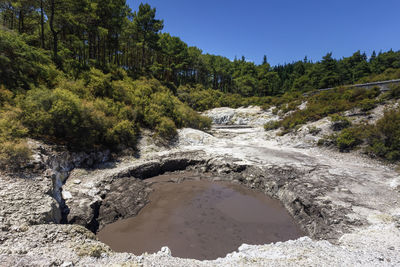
[1,0,400,97]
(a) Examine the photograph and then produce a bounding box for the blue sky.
[127,0,400,66]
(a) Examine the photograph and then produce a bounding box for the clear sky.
[127,0,400,66]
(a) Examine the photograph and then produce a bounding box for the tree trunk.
[18,10,21,33]
[49,0,60,67]
[141,41,145,71]
[40,0,45,48]
[20,10,24,32]
[10,9,14,29]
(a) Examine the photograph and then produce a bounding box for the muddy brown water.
[97,173,305,260]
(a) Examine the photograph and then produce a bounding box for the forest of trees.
[1,0,400,97]
[1,0,400,168]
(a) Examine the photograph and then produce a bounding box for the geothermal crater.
[96,172,304,260]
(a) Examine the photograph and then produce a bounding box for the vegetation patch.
[265,86,381,133]
[330,115,352,131]
[76,243,111,258]
[317,106,400,161]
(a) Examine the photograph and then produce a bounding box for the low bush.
[176,84,279,112]
[0,107,32,170]
[358,99,377,111]
[358,68,400,84]
[386,84,400,99]
[367,108,400,161]
[330,114,352,131]
[154,117,177,140]
[264,120,280,131]
[319,107,400,161]
[0,140,32,170]
[0,86,13,106]
[335,127,364,151]
[266,87,381,133]
[9,74,212,150]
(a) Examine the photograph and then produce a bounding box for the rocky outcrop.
[203,106,278,126]
[0,175,61,230]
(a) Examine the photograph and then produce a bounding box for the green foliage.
[367,108,400,161]
[358,99,377,111]
[176,84,274,112]
[321,107,400,161]
[386,84,400,99]
[0,30,58,91]
[268,87,379,133]
[335,127,364,151]
[0,64,210,151]
[0,140,32,170]
[20,88,107,148]
[1,0,399,99]
[0,86,13,106]
[1,0,400,161]
[330,114,352,131]
[154,117,177,140]
[264,120,280,131]
[0,107,31,169]
[106,120,137,148]
[0,108,28,141]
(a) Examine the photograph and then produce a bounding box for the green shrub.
[176,84,278,112]
[0,140,32,170]
[106,120,137,148]
[387,84,400,99]
[0,86,13,106]
[358,68,400,84]
[0,108,28,140]
[365,86,381,99]
[20,88,118,149]
[0,106,31,170]
[174,103,211,130]
[336,127,363,151]
[280,100,301,113]
[358,99,377,111]
[330,114,352,131]
[264,120,280,131]
[155,117,177,140]
[367,108,400,161]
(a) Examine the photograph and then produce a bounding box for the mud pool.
[97,173,304,260]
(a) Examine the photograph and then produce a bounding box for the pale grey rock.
[204,106,278,126]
